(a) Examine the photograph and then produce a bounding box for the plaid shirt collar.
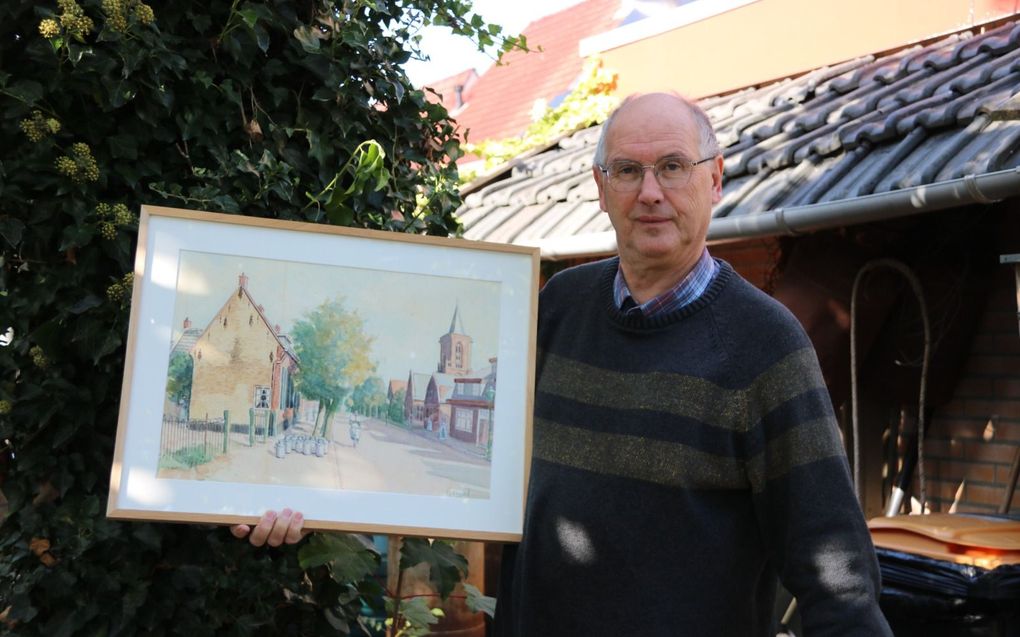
[613,249,719,318]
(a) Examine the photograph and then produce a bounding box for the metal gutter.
[534,167,1020,260]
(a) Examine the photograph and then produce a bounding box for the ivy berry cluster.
[94,202,134,240]
[38,0,95,41]
[18,111,61,143]
[54,142,100,183]
[101,0,155,32]
[106,272,135,307]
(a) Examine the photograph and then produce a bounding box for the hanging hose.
[849,258,932,514]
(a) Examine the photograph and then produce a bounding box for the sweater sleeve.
[746,343,892,636]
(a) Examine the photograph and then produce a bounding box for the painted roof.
[446,304,466,335]
[443,0,624,146]
[457,21,1020,257]
[170,327,202,357]
[409,372,433,401]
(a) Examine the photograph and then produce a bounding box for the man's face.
[594,95,723,274]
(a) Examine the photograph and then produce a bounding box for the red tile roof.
[440,0,623,146]
[424,68,479,116]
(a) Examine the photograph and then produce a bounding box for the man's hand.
[230,508,307,547]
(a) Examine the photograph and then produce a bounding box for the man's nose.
[636,167,664,205]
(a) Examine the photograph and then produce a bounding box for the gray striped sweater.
[494,257,891,636]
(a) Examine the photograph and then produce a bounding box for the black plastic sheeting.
[876,548,1020,637]
[876,548,1020,600]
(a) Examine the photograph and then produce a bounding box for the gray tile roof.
[457,21,1020,259]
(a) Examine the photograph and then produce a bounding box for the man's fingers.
[284,512,305,544]
[266,508,293,547]
[230,524,251,539]
[248,510,277,547]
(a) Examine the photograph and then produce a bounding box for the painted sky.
[169,250,501,385]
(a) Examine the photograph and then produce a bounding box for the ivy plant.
[462,57,619,178]
[0,0,522,634]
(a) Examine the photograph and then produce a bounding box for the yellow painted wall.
[598,0,1019,98]
[189,291,282,425]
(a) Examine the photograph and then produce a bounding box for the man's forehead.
[606,102,698,152]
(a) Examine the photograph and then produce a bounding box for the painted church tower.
[438,305,472,375]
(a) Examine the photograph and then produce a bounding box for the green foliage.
[0,0,520,634]
[165,351,194,408]
[299,533,380,585]
[463,583,496,617]
[387,388,407,425]
[350,376,386,416]
[398,538,467,600]
[289,298,373,438]
[159,444,214,470]
[463,57,620,176]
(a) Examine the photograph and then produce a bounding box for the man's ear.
[710,155,724,204]
[593,165,608,212]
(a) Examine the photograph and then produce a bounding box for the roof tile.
[456,21,1020,253]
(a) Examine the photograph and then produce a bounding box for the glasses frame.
[597,155,716,192]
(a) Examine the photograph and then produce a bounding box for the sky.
[169,251,501,387]
[402,0,587,87]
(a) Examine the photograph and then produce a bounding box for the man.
[235,93,892,636]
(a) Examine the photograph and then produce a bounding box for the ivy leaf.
[5,79,43,104]
[396,597,442,629]
[108,134,138,160]
[68,294,103,315]
[238,7,259,28]
[298,533,379,584]
[0,217,24,247]
[464,583,496,617]
[399,538,467,600]
[293,26,321,53]
[254,24,270,53]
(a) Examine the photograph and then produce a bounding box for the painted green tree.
[291,299,374,439]
[0,0,525,634]
[388,387,407,425]
[350,376,386,417]
[165,351,194,415]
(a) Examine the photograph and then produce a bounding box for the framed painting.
[107,205,539,542]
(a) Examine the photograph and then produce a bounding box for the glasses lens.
[655,158,692,188]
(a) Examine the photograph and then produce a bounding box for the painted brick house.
[185,273,299,430]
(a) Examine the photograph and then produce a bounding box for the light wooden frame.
[107,205,538,541]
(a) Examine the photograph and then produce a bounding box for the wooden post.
[222,410,229,453]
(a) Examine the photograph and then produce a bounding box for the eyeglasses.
[597,156,715,192]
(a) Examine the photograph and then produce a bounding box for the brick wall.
[925,266,1020,515]
[708,238,781,292]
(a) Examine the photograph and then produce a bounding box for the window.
[455,409,473,433]
[253,386,270,409]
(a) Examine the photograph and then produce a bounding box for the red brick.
[953,501,1000,515]
[968,332,1020,354]
[926,477,967,502]
[997,460,1020,484]
[928,460,997,483]
[930,416,992,440]
[962,355,1020,376]
[951,377,995,397]
[965,399,1020,420]
[963,441,1020,463]
[977,310,1020,336]
[965,482,1006,508]
[993,378,1020,398]
[995,420,1020,443]
[925,438,965,459]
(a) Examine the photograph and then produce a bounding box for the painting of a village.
[157,250,500,500]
